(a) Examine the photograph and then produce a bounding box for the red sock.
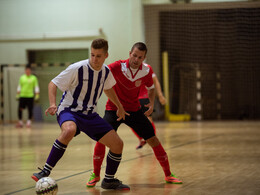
[152,143,171,177]
[131,128,142,140]
[151,121,156,135]
[93,142,105,177]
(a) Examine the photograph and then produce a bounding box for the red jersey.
[106,59,154,111]
[138,65,156,99]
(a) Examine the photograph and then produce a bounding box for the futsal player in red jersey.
[86,42,182,187]
[132,67,167,149]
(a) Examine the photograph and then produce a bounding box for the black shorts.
[19,97,34,109]
[139,98,155,117]
[103,109,155,140]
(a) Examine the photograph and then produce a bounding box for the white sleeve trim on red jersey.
[146,84,155,90]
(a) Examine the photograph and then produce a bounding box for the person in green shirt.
[16,65,40,128]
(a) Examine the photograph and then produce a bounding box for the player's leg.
[90,110,120,180]
[146,136,182,184]
[82,112,128,190]
[147,115,156,135]
[135,115,158,150]
[31,113,77,181]
[16,98,25,128]
[127,110,182,184]
[133,98,156,149]
[98,130,129,190]
[133,98,150,149]
[147,134,183,184]
[26,98,34,128]
[131,127,146,149]
[86,142,105,187]
[131,127,142,140]
[140,98,156,135]
[87,110,121,187]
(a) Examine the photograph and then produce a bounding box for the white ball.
[35,177,58,195]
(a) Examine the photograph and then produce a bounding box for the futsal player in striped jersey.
[31,39,130,190]
[87,42,182,187]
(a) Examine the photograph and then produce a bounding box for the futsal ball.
[35,177,58,195]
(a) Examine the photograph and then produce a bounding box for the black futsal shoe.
[31,167,50,182]
[101,178,130,190]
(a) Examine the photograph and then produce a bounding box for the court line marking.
[4,134,218,195]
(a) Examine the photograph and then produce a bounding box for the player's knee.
[110,138,123,153]
[117,138,124,150]
[146,136,160,147]
[61,127,76,141]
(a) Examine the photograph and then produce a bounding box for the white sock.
[26,120,31,126]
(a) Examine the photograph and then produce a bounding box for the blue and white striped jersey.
[52,59,116,115]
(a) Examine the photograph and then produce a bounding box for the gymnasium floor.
[1,121,260,195]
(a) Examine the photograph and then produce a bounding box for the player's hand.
[116,104,130,121]
[34,94,40,102]
[159,95,166,105]
[16,94,20,101]
[144,103,154,117]
[45,105,57,116]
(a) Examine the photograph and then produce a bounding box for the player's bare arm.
[144,88,155,116]
[45,81,58,116]
[104,88,130,121]
[153,76,166,105]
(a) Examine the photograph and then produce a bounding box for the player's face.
[90,48,108,71]
[129,47,146,69]
[25,68,31,76]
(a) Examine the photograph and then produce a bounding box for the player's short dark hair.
[25,64,31,69]
[91,39,108,53]
[131,42,148,55]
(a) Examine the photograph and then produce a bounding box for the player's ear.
[105,52,109,59]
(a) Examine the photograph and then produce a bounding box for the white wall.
[0,0,144,65]
[142,0,247,3]
[0,0,145,121]
[0,0,247,64]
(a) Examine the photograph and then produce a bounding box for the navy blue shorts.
[57,110,113,141]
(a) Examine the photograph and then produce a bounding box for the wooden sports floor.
[1,121,260,195]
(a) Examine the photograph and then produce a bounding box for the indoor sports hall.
[1,1,260,195]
